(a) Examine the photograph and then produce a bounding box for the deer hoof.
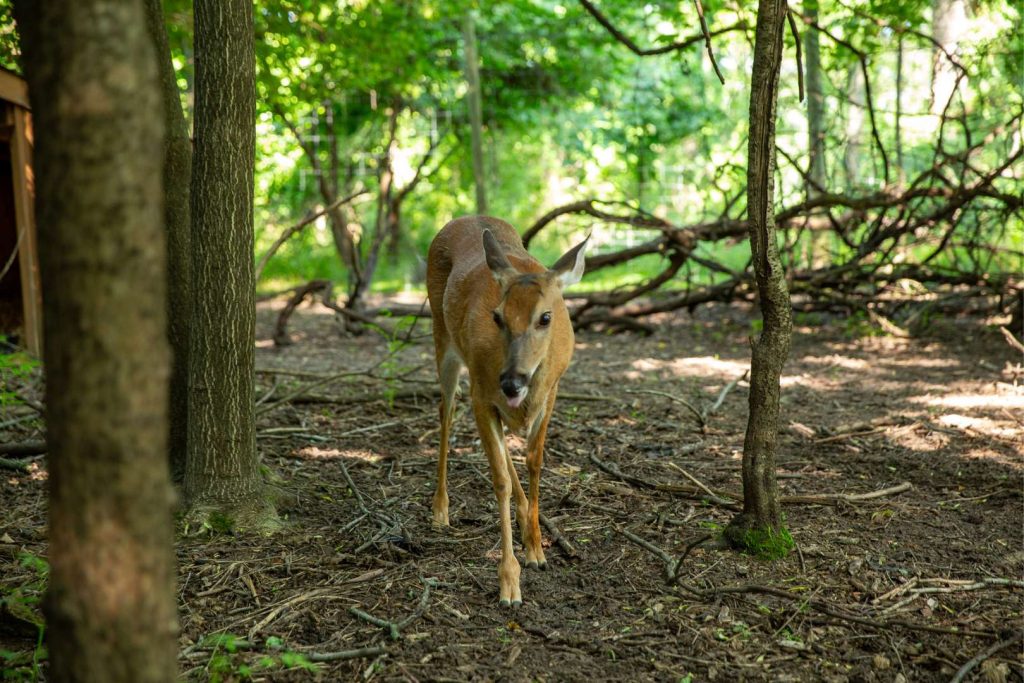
[527,559,548,570]
[499,598,522,608]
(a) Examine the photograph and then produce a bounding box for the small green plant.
[379,314,418,408]
[0,552,49,681]
[201,633,317,682]
[842,310,884,339]
[0,339,40,408]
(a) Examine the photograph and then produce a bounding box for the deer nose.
[499,372,528,398]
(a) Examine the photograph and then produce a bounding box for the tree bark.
[724,0,794,557]
[803,0,825,267]
[844,63,865,190]
[343,103,399,326]
[14,0,178,680]
[930,0,966,115]
[463,12,487,213]
[143,0,192,483]
[895,36,905,181]
[804,0,825,193]
[186,0,275,526]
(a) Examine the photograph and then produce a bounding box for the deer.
[426,216,588,607]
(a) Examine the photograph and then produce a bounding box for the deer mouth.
[506,390,527,409]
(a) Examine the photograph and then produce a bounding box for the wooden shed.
[0,67,41,356]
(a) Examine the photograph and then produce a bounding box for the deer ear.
[550,234,589,288]
[482,229,516,286]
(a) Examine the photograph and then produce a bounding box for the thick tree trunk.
[144,0,192,483]
[463,12,487,213]
[15,1,178,680]
[186,0,275,527]
[724,0,794,558]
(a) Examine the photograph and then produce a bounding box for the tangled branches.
[532,112,1022,333]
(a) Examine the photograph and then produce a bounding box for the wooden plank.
[11,108,41,356]
[0,69,29,110]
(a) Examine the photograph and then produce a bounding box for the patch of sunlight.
[256,339,275,348]
[296,446,384,463]
[958,447,1023,469]
[623,356,749,380]
[938,414,1022,440]
[921,394,1024,410]
[800,354,870,370]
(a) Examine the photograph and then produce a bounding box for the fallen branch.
[698,583,996,638]
[589,449,741,509]
[0,440,46,457]
[349,578,435,641]
[304,646,387,662]
[999,326,1024,354]
[950,631,1023,683]
[779,481,912,505]
[540,512,579,558]
[618,528,681,583]
[626,388,705,428]
[664,461,733,507]
[590,450,911,508]
[702,370,748,422]
[0,457,34,471]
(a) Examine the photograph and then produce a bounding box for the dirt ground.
[2,299,1023,682]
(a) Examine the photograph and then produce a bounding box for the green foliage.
[842,310,884,339]
[0,553,48,681]
[200,633,317,682]
[7,0,1018,295]
[379,314,420,406]
[0,340,39,408]
[0,0,19,72]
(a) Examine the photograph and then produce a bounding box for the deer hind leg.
[432,349,461,527]
[475,402,522,607]
[523,395,556,569]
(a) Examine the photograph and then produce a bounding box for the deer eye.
[538,311,552,327]
[492,311,503,328]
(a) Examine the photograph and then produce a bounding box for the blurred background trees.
[1,0,1019,328]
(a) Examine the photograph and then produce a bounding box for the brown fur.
[426,215,587,605]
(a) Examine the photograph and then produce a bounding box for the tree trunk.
[344,104,398,327]
[930,0,966,115]
[186,0,275,527]
[724,0,794,559]
[463,12,487,213]
[894,39,906,182]
[14,1,178,680]
[804,0,825,193]
[844,63,865,190]
[144,0,192,484]
[385,198,402,257]
[803,0,825,267]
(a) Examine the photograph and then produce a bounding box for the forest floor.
[2,298,1023,682]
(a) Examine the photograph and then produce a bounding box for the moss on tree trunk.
[15,0,179,679]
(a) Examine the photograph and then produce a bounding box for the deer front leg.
[499,435,530,544]
[523,393,556,570]
[474,403,522,607]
